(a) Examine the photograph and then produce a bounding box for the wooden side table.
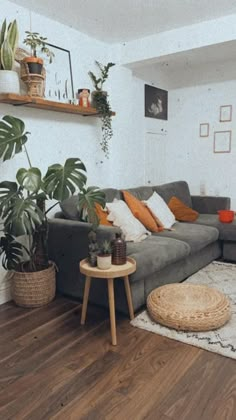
[80,257,136,345]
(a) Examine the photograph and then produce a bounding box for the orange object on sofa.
[122,190,162,232]
[218,210,234,223]
[168,196,199,222]
[95,203,113,226]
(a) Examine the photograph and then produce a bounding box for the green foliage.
[0,19,19,70]
[99,240,112,255]
[78,186,105,228]
[0,115,105,272]
[88,61,115,91]
[92,92,113,158]
[23,31,54,63]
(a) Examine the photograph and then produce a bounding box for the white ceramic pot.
[0,70,20,94]
[97,254,112,270]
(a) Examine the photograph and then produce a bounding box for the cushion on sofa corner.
[168,196,199,222]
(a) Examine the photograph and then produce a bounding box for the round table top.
[80,257,136,278]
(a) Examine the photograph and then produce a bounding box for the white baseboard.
[0,285,11,305]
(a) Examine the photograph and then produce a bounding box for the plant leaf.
[78,186,105,228]
[0,115,29,161]
[0,234,25,270]
[0,181,19,218]
[43,158,87,201]
[4,197,44,237]
[16,167,42,193]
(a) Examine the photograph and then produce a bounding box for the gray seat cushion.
[152,181,192,207]
[193,214,236,241]
[154,222,219,254]
[127,236,190,283]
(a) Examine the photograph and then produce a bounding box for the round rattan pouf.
[147,284,231,332]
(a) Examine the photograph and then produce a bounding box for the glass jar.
[112,233,126,265]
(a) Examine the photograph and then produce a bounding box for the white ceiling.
[9,0,236,43]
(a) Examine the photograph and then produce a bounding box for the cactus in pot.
[0,19,20,93]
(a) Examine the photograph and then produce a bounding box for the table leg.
[124,275,134,320]
[81,276,91,325]
[107,278,117,346]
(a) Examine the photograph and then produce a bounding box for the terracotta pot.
[97,254,112,270]
[23,56,44,74]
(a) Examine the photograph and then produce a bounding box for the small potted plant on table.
[97,240,112,270]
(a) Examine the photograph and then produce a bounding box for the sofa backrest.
[102,188,122,203]
[152,181,192,207]
[123,186,153,201]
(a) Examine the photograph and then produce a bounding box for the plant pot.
[97,254,112,270]
[11,262,56,308]
[218,210,235,223]
[0,70,20,94]
[23,57,44,75]
[91,90,107,108]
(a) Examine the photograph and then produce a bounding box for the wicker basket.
[20,61,46,97]
[11,262,56,308]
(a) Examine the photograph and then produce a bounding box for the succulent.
[99,240,112,255]
[0,19,19,70]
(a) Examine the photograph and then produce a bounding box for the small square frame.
[219,105,232,122]
[214,130,231,153]
[199,123,209,137]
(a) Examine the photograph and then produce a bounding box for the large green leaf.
[78,186,105,228]
[16,167,42,193]
[0,181,19,218]
[43,158,87,201]
[0,115,29,161]
[4,197,44,237]
[0,234,24,270]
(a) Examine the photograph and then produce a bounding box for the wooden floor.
[0,297,236,420]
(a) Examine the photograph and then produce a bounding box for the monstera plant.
[0,115,105,307]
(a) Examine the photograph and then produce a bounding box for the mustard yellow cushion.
[95,203,113,226]
[168,196,199,222]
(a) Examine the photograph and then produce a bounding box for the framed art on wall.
[145,84,168,120]
[199,123,209,137]
[44,43,74,102]
[214,130,231,153]
[219,105,232,122]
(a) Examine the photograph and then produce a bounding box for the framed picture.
[199,123,209,137]
[219,105,232,122]
[145,84,168,120]
[44,43,74,102]
[214,131,231,153]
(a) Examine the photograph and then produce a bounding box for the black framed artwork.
[145,84,168,120]
[44,43,74,102]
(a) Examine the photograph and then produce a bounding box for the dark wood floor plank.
[1,297,236,420]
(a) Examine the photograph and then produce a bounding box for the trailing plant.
[88,61,115,158]
[0,115,105,272]
[23,31,54,63]
[0,19,19,70]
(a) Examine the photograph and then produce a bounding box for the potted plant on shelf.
[0,114,105,308]
[88,61,115,158]
[97,240,112,270]
[0,18,20,94]
[23,31,54,74]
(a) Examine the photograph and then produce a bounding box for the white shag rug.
[131,261,236,360]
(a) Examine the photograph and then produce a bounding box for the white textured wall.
[166,80,236,207]
[0,1,146,302]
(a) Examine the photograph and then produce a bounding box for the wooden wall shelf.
[0,94,116,117]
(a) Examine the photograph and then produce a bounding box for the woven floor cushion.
[147,283,231,332]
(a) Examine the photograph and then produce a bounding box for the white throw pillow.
[106,200,150,242]
[143,191,175,229]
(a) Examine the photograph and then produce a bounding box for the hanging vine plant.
[88,61,115,158]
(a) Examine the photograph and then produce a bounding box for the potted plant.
[0,115,105,307]
[97,240,112,270]
[23,31,54,74]
[0,19,20,94]
[88,61,115,158]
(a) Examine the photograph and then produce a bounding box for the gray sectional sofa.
[48,181,236,314]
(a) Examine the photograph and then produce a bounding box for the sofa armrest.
[191,195,230,214]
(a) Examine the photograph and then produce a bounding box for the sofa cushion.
[126,236,190,283]
[193,214,236,241]
[122,190,160,232]
[154,222,219,254]
[60,196,79,220]
[143,191,176,229]
[153,181,192,207]
[168,196,199,222]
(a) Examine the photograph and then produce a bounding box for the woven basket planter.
[11,262,56,308]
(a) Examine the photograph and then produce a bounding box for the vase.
[112,233,126,265]
[97,254,112,270]
[0,70,20,94]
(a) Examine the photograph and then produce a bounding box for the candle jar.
[77,89,90,108]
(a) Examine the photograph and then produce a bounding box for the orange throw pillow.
[122,190,161,232]
[95,203,113,226]
[168,196,199,222]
